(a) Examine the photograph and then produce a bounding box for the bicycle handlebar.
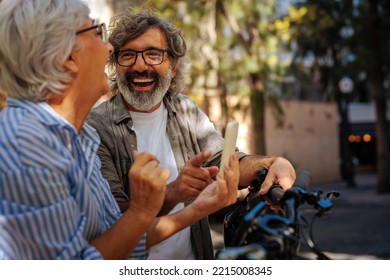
[219,169,340,260]
[261,170,311,206]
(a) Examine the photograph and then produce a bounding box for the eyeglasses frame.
[115,48,170,67]
[76,21,108,43]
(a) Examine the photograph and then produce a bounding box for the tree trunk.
[249,73,266,155]
[218,72,228,134]
[369,0,390,193]
[375,98,390,193]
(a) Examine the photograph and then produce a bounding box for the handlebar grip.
[261,170,312,206]
[261,185,284,205]
[292,170,311,190]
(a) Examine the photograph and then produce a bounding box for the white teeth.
[133,78,153,83]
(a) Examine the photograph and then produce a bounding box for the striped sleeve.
[82,124,148,260]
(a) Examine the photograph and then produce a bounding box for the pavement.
[210,171,390,260]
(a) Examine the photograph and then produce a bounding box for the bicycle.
[216,169,340,260]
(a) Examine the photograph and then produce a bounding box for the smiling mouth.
[132,77,155,87]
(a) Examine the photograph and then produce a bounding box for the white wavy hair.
[0,0,90,102]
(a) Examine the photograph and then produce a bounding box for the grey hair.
[107,8,191,97]
[0,0,90,102]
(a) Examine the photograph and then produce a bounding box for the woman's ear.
[63,51,79,73]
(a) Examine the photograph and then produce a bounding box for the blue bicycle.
[216,170,340,260]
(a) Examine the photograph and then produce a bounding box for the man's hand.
[165,149,219,207]
[238,155,296,210]
[255,157,296,211]
[258,157,296,195]
[128,151,170,219]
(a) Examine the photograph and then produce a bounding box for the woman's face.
[74,19,113,104]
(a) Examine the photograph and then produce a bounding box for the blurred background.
[85,0,390,193]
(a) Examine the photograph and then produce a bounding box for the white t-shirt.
[130,103,195,260]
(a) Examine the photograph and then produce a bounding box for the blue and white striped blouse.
[0,98,147,259]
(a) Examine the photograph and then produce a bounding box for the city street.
[210,172,390,260]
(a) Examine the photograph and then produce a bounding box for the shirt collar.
[7,97,71,128]
[6,97,100,145]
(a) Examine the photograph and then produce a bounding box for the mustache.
[124,71,159,81]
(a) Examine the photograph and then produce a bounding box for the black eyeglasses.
[76,21,108,43]
[116,48,169,67]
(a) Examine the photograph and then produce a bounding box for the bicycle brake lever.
[326,191,340,200]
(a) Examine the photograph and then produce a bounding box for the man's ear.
[63,51,79,73]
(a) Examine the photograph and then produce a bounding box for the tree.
[367,0,390,193]
[286,0,390,192]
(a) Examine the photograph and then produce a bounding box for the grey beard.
[117,72,172,111]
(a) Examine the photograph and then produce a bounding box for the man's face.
[116,27,176,112]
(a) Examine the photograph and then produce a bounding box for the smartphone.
[219,121,239,178]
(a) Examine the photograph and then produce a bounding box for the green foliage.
[136,0,309,152]
[142,0,290,102]
[284,0,390,103]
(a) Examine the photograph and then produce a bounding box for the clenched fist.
[128,151,171,219]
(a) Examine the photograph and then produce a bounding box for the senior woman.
[0,0,239,260]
